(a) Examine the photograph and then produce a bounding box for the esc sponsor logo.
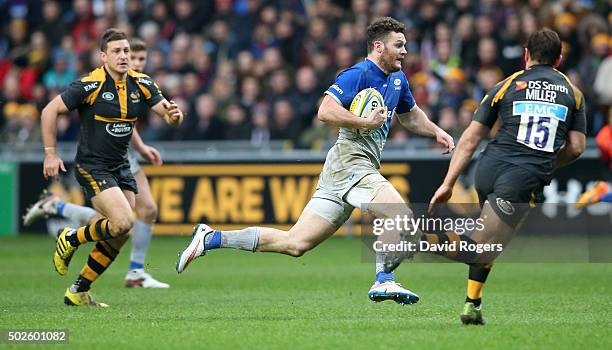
[106,122,133,137]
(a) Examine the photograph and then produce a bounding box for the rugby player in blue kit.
[176,17,454,305]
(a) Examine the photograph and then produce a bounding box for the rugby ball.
[349,88,385,136]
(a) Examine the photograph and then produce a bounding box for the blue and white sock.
[59,202,97,227]
[375,254,395,283]
[203,227,260,252]
[129,220,152,271]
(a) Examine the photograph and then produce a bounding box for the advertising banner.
[17,158,610,236]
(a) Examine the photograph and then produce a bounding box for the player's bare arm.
[151,99,184,127]
[555,130,586,168]
[41,95,70,179]
[429,121,489,213]
[397,106,455,153]
[318,95,386,130]
[130,128,162,166]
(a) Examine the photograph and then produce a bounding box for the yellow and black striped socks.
[72,236,128,292]
[466,264,493,307]
[66,219,113,246]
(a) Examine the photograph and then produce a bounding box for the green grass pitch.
[1,235,611,349]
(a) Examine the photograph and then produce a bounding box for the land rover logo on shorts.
[496,198,515,215]
[106,122,133,137]
[102,92,114,101]
[394,78,401,86]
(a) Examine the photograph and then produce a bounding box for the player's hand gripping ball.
[349,88,386,136]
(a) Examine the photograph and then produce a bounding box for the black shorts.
[75,162,138,200]
[474,155,544,227]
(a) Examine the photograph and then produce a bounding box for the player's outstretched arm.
[556,131,586,168]
[130,128,162,166]
[429,121,489,214]
[317,95,386,130]
[151,99,184,127]
[41,95,69,179]
[397,106,455,154]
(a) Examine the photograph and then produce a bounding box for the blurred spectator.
[225,102,251,140]
[498,12,524,75]
[430,39,460,81]
[70,0,96,54]
[206,19,238,63]
[56,114,79,142]
[251,105,271,146]
[39,1,68,48]
[438,68,469,111]
[28,31,49,72]
[267,69,292,105]
[43,52,76,90]
[270,99,300,144]
[291,67,321,128]
[594,53,612,107]
[555,12,581,70]
[578,33,610,132]
[437,106,461,140]
[238,75,260,110]
[0,103,40,145]
[473,66,504,102]
[299,109,335,149]
[182,94,225,141]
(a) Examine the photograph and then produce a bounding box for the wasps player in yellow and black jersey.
[388,29,586,325]
[40,28,184,307]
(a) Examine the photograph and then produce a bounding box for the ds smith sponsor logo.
[106,122,133,137]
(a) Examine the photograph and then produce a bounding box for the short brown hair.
[526,28,562,65]
[366,17,406,53]
[129,37,147,52]
[100,28,127,52]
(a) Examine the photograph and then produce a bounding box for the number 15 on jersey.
[513,101,568,153]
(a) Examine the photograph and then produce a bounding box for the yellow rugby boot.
[53,228,77,276]
[64,288,109,307]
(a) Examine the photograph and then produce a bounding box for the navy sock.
[129,261,144,270]
[72,275,92,292]
[376,271,394,283]
[205,230,222,250]
[466,296,482,307]
[56,200,66,216]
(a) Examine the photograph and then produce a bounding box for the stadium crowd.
[0,0,610,149]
